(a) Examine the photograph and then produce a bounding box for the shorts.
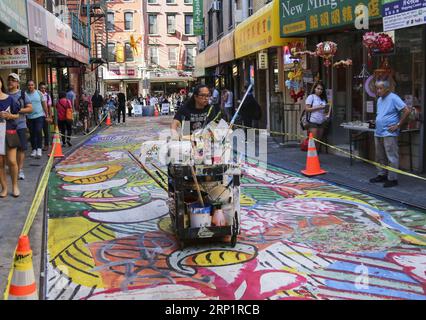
[17,128,28,151]
[6,131,21,149]
[308,121,328,129]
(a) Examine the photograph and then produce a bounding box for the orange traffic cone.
[49,131,64,158]
[301,133,327,176]
[8,236,38,300]
[106,113,112,126]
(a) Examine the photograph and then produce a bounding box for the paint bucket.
[190,203,212,228]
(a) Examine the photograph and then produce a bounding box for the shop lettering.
[282,0,342,18]
[281,1,304,17]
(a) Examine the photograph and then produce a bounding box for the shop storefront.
[148,70,194,95]
[218,31,236,96]
[203,40,220,88]
[234,0,304,130]
[279,0,425,172]
[194,50,206,83]
[102,64,142,98]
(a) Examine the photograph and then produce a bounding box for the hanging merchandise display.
[363,32,378,66]
[375,33,394,54]
[285,60,305,103]
[315,41,337,67]
[363,32,395,66]
[333,59,353,68]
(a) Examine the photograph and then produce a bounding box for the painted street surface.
[45,117,426,300]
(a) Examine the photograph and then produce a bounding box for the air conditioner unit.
[169,61,177,67]
[235,10,243,23]
[211,1,221,12]
[198,40,205,51]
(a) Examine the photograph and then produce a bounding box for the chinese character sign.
[280,0,382,37]
[193,0,204,35]
[0,45,30,69]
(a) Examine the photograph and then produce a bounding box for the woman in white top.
[305,81,330,148]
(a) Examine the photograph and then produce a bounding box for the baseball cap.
[8,73,20,81]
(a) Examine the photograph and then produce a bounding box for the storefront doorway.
[126,82,139,100]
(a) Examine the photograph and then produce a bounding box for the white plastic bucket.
[190,204,212,228]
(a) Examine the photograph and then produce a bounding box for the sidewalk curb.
[270,161,426,212]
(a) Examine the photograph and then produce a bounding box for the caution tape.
[3,114,108,300]
[232,124,426,182]
[2,142,57,300]
[56,113,108,140]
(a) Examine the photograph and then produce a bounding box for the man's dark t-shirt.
[173,102,217,133]
[117,93,126,107]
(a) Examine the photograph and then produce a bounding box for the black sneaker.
[67,141,72,147]
[384,180,398,188]
[369,175,388,183]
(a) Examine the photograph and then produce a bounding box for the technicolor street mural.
[45,118,426,300]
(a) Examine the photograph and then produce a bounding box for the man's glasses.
[196,94,211,98]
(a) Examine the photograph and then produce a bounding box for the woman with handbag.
[56,91,73,147]
[0,77,21,198]
[304,81,331,150]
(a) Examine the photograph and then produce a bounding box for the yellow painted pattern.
[60,165,122,184]
[401,235,426,246]
[296,190,375,207]
[158,217,174,235]
[240,194,256,207]
[190,251,253,267]
[48,217,116,288]
[88,200,142,211]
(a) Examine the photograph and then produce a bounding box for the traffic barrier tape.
[57,113,108,140]
[232,124,426,182]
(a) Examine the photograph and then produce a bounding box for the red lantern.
[316,41,337,67]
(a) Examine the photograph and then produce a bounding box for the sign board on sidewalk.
[161,103,170,115]
[383,0,426,31]
[0,45,30,69]
[133,104,143,116]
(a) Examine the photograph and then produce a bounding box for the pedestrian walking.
[56,91,73,147]
[39,82,53,151]
[117,92,126,124]
[26,80,49,159]
[0,76,21,198]
[304,81,331,150]
[66,85,77,112]
[91,90,103,125]
[79,92,90,134]
[210,85,221,115]
[222,87,234,123]
[7,73,32,181]
[369,80,411,188]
